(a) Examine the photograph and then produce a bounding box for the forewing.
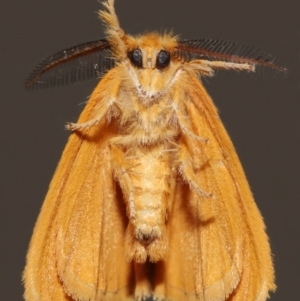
[159,77,274,301]
[23,76,134,301]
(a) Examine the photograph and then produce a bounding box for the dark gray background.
[1,0,299,300]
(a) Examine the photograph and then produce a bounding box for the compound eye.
[128,49,143,68]
[156,50,170,69]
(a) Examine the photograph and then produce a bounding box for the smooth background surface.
[1,0,299,300]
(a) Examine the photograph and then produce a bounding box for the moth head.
[125,33,181,97]
[99,0,176,65]
[100,1,180,97]
[126,34,175,70]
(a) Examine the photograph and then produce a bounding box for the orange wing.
[23,72,134,301]
[155,76,275,301]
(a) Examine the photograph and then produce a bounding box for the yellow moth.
[24,0,286,300]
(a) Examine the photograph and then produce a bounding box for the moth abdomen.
[112,144,175,263]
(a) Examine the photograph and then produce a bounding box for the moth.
[23,1,286,301]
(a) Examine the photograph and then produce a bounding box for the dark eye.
[156,50,170,69]
[128,49,143,68]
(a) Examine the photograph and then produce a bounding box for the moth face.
[125,34,178,98]
[127,47,170,70]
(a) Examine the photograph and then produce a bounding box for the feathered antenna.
[174,39,287,74]
[99,0,127,60]
[25,40,114,89]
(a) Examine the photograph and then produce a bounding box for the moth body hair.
[23,0,279,300]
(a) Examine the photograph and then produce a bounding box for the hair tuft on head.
[99,0,127,60]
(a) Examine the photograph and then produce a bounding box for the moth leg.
[172,102,208,143]
[134,262,152,301]
[111,145,136,219]
[66,99,115,131]
[66,77,121,131]
[152,261,166,301]
[178,144,212,198]
[190,59,255,73]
